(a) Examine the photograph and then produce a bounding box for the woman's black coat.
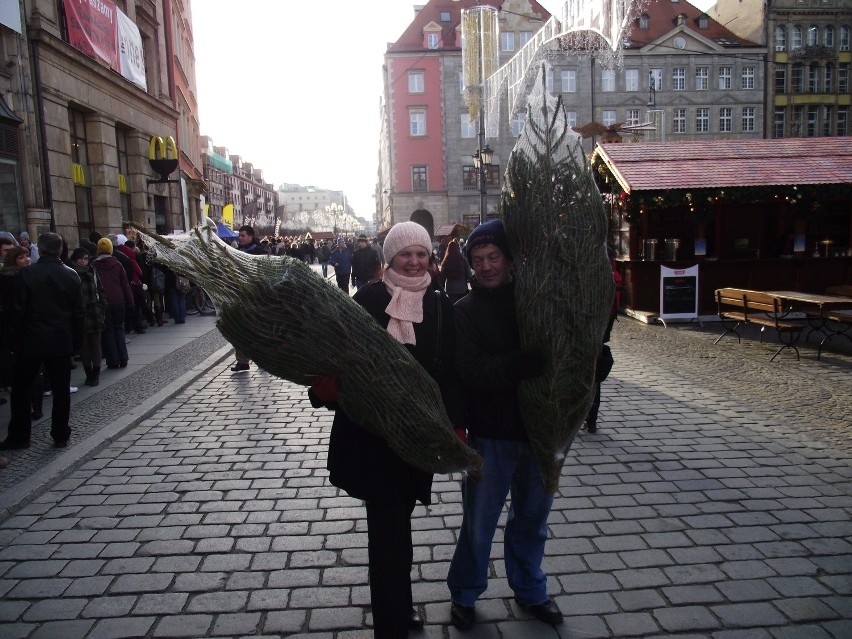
[321,280,463,506]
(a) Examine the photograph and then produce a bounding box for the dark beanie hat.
[465,219,511,266]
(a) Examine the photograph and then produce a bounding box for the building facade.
[0,0,203,244]
[713,0,851,138]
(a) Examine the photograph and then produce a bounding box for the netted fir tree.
[501,64,615,492]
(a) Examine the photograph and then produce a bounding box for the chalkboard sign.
[659,265,699,320]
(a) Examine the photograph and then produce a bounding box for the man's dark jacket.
[352,246,380,281]
[11,254,84,358]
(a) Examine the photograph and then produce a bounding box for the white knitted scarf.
[383,267,431,345]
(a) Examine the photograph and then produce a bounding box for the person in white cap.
[309,221,463,638]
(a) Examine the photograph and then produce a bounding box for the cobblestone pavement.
[0,316,849,638]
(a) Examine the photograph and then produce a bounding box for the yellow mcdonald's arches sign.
[72,163,86,186]
[148,135,178,160]
[222,203,234,229]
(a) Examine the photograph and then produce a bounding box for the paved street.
[0,308,849,638]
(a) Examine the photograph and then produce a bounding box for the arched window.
[639,13,649,30]
[807,25,818,46]
[775,25,786,51]
[676,13,687,26]
[841,25,850,51]
[698,15,709,30]
[792,25,803,49]
[824,25,834,48]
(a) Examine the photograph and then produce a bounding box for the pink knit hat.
[382,221,432,264]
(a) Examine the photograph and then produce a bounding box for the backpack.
[150,267,165,293]
[175,274,191,294]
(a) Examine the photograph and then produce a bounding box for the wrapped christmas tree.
[130,220,482,476]
[501,65,615,492]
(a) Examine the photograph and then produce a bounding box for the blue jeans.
[102,304,129,367]
[167,288,186,322]
[447,436,554,607]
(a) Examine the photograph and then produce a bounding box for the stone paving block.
[21,597,87,621]
[613,567,670,589]
[109,572,173,594]
[139,539,195,556]
[0,600,29,621]
[29,619,94,639]
[558,572,619,594]
[132,592,188,615]
[560,592,619,615]
[618,549,674,568]
[663,584,725,605]
[152,614,213,638]
[711,602,787,628]
[6,578,72,599]
[81,595,137,618]
[309,605,364,631]
[63,576,113,597]
[210,611,262,636]
[822,619,852,639]
[773,597,841,623]
[654,605,721,632]
[0,544,58,561]
[7,560,67,579]
[767,576,832,597]
[604,611,660,636]
[101,557,155,574]
[716,579,781,602]
[720,560,778,580]
[172,572,227,592]
[263,609,308,634]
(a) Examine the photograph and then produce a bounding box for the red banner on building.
[64,0,120,73]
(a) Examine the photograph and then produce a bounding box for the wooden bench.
[714,288,804,361]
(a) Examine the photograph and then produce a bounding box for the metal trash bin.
[664,238,680,261]
[643,238,658,261]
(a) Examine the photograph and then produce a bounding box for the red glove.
[310,375,339,403]
[453,427,467,445]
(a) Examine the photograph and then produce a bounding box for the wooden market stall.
[592,138,852,317]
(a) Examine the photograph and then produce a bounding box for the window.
[821,64,834,93]
[807,25,819,46]
[412,165,427,191]
[773,108,786,138]
[520,31,533,46]
[639,13,649,29]
[806,106,818,136]
[511,113,525,137]
[460,114,477,139]
[696,108,710,133]
[601,69,615,91]
[69,109,88,165]
[673,108,686,133]
[841,26,850,51]
[566,111,577,128]
[719,107,733,132]
[440,11,451,22]
[462,166,477,190]
[775,26,786,51]
[718,67,732,89]
[408,71,424,93]
[791,64,804,92]
[823,106,833,136]
[546,69,554,93]
[792,106,805,135]
[672,67,686,90]
[486,164,500,189]
[116,127,132,221]
[838,109,848,136]
[501,32,515,51]
[742,67,755,89]
[824,26,834,48]
[561,69,576,92]
[775,66,787,93]
[602,110,617,126]
[839,64,848,92]
[625,69,639,91]
[808,64,819,92]
[792,25,803,49]
[698,15,708,29]
[695,67,709,90]
[650,68,662,90]
[409,109,426,136]
[426,32,439,49]
[626,109,640,125]
[742,107,756,132]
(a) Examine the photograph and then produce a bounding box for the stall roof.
[594,138,852,194]
[435,223,466,238]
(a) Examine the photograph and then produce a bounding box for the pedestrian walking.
[351,233,380,290]
[231,225,266,372]
[447,219,563,629]
[328,237,352,293]
[309,221,462,639]
[0,233,83,450]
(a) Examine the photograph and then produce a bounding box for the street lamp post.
[472,142,493,225]
[325,202,342,235]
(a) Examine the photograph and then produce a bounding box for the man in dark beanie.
[447,219,562,630]
[0,233,83,450]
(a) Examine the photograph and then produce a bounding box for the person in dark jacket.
[70,247,107,386]
[438,239,471,304]
[328,237,352,293]
[351,234,381,290]
[317,240,332,278]
[231,225,267,372]
[0,233,83,450]
[447,220,563,630]
[310,221,462,639]
[91,238,134,369]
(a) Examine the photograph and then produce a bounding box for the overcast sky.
[192,1,714,222]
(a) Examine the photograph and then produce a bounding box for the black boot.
[89,367,100,387]
[83,365,93,386]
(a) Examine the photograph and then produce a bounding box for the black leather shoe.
[450,602,475,630]
[53,439,69,448]
[231,363,250,372]
[516,597,563,626]
[409,607,423,630]
[0,439,30,451]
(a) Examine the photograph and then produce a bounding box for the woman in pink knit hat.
[309,221,464,638]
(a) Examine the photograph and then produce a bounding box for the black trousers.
[8,355,71,444]
[365,498,416,639]
[335,272,350,293]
